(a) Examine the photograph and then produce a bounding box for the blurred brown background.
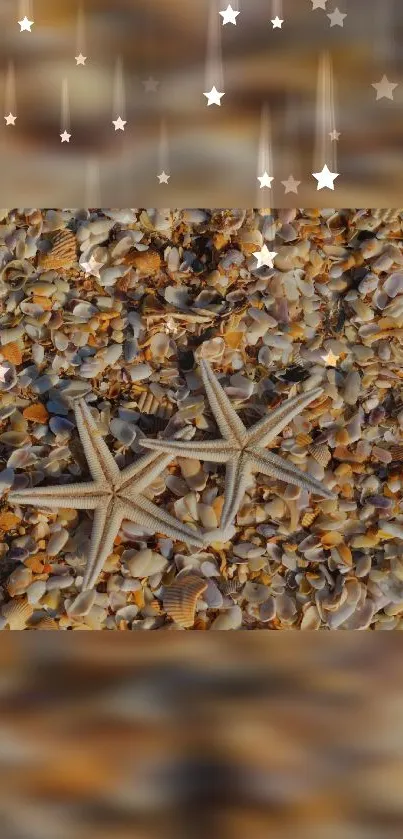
[1,635,403,839]
[0,0,402,206]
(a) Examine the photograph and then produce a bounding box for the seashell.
[124,548,168,577]
[150,332,171,360]
[47,528,69,556]
[26,580,47,604]
[0,468,14,494]
[34,617,59,630]
[390,446,403,462]
[110,418,137,446]
[22,403,49,423]
[300,604,321,630]
[220,578,243,597]
[343,371,361,405]
[259,598,276,622]
[301,509,319,528]
[2,597,34,630]
[6,566,32,596]
[308,443,331,467]
[1,342,22,365]
[0,511,21,530]
[210,605,243,630]
[38,229,77,270]
[276,593,297,622]
[124,249,161,273]
[296,432,313,448]
[383,272,403,298]
[243,581,270,604]
[163,574,207,628]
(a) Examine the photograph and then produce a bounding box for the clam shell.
[34,617,59,630]
[163,574,207,628]
[308,443,332,467]
[2,596,34,629]
[38,229,77,270]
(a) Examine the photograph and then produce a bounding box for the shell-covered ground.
[0,207,403,630]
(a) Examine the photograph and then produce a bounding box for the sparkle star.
[252,245,278,269]
[312,164,339,190]
[311,0,328,8]
[60,130,71,143]
[4,113,17,126]
[112,116,127,130]
[321,349,339,367]
[80,255,104,278]
[75,53,87,65]
[219,5,240,25]
[18,16,34,32]
[281,175,301,194]
[157,171,170,184]
[271,17,284,28]
[372,75,398,101]
[327,8,347,26]
[142,76,160,92]
[329,129,341,141]
[257,171,274,188]
[203,86,225,106]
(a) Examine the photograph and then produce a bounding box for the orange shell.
[163,575,207,628]
[123,248,161,273]
[0,511,21,530]
[23,403,49,423]
[38,229,77,270]
[1,342,22,364]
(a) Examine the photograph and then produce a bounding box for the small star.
[80,255,104,278]
[4,113,17,126]
[329,129,341,141]
[203,86,225,106]
[321,349,339,367]
[18,16,34,32]
[60,130,71,143]
[372,75,398,101]
[312,163,339,190]
[281,175,301,194]
[271,17,284,28]
[252,245,278,269]
[157,171,170,184]
[112,116,127,131]
[0,363,9,382]
[257,171,274,189]
[75,53,87,65]
[142,76,160,93]
[219,4,240,25]
[311,0,327,8]
[327,8,347,27]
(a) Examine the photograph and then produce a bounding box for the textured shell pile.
[1,207,403,630]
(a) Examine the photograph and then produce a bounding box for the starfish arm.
[199,360,247,445]
[249,447,336,499]
[74,400,121,485]
[8,481,104,510]
[121,496,204,548]
[246,388,324,448]
[139,437,234,464]
[82,499,124,590]
[220,454,253,532]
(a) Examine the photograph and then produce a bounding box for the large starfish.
[140,361,336,534]
[8,400,204,591]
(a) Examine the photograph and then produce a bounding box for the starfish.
[140,361,336,535]
[8,400,203,592]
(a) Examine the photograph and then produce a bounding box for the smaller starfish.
[257,171,274,188]
[75,53,87,65]
[18,16,34,32]
[112,116,127,131]
[8,401,204,592]
[271,17,284,28]
[203,86,225,106]
[157,171,170,184]
[60,130,71,143]
[321,349,339,367]
[281,174,301,194]
[4,113,17,126]
[219,5,240,25]
[372,75,398,101]
[312,163,339,190]
[80,254,104,278]
[327,7,347,27]
[253,245,278,269]
[140,361,336,534]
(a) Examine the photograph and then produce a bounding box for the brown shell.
[2,597,34,630]
[123,248,161,273]
[301,510,320,528]
[38,229,77,270]
[23,403,49,423]
[0,511,21,531]
[390,445,403,462]
[34,618,59,630]
[1,342,22,364]
[163,575,207,628]
[296,432,313,448]
[308,443,332,467]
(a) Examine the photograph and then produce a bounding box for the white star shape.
[271,17,284,28]
[328,8,347,26]
[219,5,240,25]
[312,164,339,190]
[281,175,301,194]
[203,85,225,106]
[80,255,104,278]
[157,171,170,184]
[253,245,278,269]
[257,171,274,188]
[372,75,398,101]
[60,130,71,143]
[311,0,327,8]
[75,53,87,65]
[112,116,127,131]
[0,363,9,382]
[142,76,160,92]
[18,16,34,32]
[4,113,17,126]
[321,349,339,367]
[329,129,341,141]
